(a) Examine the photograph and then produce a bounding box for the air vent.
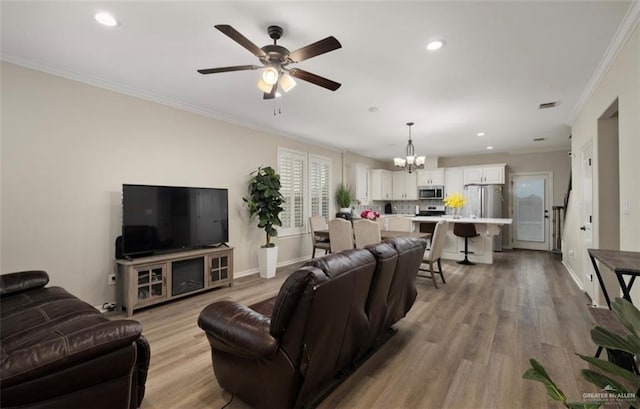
[539,101,557,109]
[533,137,546,142]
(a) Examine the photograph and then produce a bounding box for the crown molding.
[567,0,640,125]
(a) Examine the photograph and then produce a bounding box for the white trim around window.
[277,148,333,237]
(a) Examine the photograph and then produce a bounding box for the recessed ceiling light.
[368,107,378,113]
[486,146,494,150]
[477,132,486,137]
[426,40,446,51]
[94,12,120,27]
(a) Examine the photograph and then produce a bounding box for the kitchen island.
[411,216,513,264]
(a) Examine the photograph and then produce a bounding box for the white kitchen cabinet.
[370,169,392,201]
[463,164,505,185]
[392,171,418,200]
[417,168,444,186]
[444,167,464,197]
[348,163,370,205]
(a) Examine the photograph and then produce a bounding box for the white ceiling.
[1,1,634,161]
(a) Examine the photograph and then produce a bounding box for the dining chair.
[329,218,355,253]
[309,215,331,258]
[353,219,381,249]
[419,220,448,288]
[387,216,413,232]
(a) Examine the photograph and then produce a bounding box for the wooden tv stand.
[115,246,233,317]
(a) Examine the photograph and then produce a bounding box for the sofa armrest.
[0,270,49,297]
[198,300,278,359]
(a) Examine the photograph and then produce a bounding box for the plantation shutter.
[278,148,307,235]
[309,155,332,222]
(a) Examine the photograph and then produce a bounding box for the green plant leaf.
[577,354,640,389]
[523,359,567,402]
[581,369,629,394]
[591,326,638,355]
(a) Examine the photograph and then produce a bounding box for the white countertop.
[411,216,513,225]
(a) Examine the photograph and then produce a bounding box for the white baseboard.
[234,255,311,278]
[562,260,584,292]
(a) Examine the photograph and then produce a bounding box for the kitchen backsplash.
[353,199,444,215]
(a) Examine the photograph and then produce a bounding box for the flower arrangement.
[443,192,466,218]
[360,209,380,220]
[443,192,467,209]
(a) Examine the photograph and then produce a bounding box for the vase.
[452,209,461,219]
[258,246,278,278]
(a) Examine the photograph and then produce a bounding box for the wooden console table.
[588,248,640,308]
[115,246,233,317]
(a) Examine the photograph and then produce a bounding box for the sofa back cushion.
[384,237,426,327]
[362,242,399,348]
[293,249,376,405]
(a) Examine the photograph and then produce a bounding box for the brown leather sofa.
[0,270,150,409]
[198,237,426,409]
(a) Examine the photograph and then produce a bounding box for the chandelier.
[393,122,425,173]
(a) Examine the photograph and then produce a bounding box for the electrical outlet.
[568,249,575,259]
[108,274,116,285]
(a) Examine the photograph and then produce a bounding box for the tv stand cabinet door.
[206,249,233,288]
[118,262,168,317]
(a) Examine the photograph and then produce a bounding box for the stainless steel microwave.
[418,186,444,200]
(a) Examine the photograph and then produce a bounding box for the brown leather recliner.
[0,270,150,409]
[198,237,426,409]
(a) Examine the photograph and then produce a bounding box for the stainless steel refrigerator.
[463,185,504,251]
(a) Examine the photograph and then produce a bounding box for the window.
[309,155,332,222]
[278,148,306,236]
[278,149,333,237]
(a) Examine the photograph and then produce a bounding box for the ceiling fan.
[198,25,342,99]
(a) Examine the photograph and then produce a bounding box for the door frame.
[508,171,553,251]
[580,141,596,302]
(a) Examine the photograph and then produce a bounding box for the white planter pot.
[258,246,278,279]
[339,207,351,213]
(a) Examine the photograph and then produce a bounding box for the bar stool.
[453,223,479,265]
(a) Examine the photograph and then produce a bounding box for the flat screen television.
[122,184,229,257]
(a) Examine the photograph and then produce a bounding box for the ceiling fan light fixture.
[257,77,273,93]
[262,67,279,85]
[280,72,296,92]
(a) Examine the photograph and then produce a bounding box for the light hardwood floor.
[132,250,597,409]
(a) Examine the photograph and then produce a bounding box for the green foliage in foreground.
[524,298,640,408]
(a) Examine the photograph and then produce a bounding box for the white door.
[511,173,551,250]
[581,143,596,302]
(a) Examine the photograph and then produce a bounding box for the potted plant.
[243,166,284,278]
[336,183,353,213]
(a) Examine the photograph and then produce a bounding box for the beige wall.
[565,23,640,302]
[0,62,344,306]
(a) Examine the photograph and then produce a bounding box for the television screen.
[122,184,229,256]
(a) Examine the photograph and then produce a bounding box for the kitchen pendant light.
[393,122,426,173]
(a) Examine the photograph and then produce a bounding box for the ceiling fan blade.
[215,24,266,58]
[197,65,259,75]
[263,84,277,100]
[289,68,341,91]
[288,36,342,63]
